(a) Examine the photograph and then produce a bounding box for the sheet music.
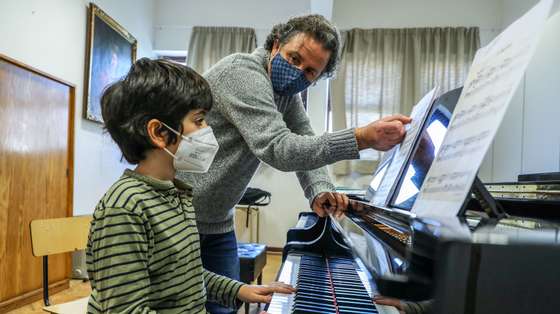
[412,0,553,218]
[371,87,438,206]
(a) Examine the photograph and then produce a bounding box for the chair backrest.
[30,216,92,257]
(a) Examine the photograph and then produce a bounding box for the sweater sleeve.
[209,59,360,172]
[283,95,336,203]
[203,269,245,309]
[401,300,433,314]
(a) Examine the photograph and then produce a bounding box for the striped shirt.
[86,169,244,313]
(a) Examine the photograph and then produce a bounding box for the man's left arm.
[283,95,349,217]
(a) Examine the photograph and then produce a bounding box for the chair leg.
[244,301,249,314]
[43,256,50,306]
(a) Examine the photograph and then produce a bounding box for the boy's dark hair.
[264,14,341,79]
[101,58,213,164]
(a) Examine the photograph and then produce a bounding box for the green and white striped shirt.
[86,169,244,313]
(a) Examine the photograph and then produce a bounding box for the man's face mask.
[270,52,312,96]
[161,122,219,173]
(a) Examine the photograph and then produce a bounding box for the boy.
[86,58,294,313]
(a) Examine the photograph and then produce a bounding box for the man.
[179,14,411,313]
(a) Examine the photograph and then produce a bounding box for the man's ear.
[146,119,168,148]
[271,39,280,56]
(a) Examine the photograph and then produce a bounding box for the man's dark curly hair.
[101,58,213,164]
[264,14,341,79]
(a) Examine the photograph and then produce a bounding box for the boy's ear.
[146,119,168,148]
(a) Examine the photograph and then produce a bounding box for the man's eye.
[290,56,300,65]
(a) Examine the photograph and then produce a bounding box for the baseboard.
[266,246,283,254]
[0,279,69,313]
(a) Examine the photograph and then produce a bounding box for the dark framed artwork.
[84,3,137,123]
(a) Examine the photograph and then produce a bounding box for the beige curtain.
[187,26,257,74]
[331,27,479,175]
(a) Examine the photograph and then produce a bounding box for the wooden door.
[0,55,75,312]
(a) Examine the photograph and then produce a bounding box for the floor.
[8,252,283,314]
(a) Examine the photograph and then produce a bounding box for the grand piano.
[266,87,560,314]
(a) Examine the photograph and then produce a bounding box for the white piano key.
[376,304,403,314]
[267,254,301,314]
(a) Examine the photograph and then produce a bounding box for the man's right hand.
[355,114,412,151]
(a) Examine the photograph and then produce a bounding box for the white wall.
[0,0,155,216]
[154,0,311,51]
[332,0,503,45]
[481,0,560,182]
[311,0,334,20]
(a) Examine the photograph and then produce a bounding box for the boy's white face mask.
[161,122,219,173]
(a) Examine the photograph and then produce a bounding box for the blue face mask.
[270,52,312,96]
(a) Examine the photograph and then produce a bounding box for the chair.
[238,242,267,314]
[30,216,92,313]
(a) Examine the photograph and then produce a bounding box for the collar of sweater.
[253,47,271,74]
[123,169,193,195]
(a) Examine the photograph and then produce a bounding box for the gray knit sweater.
[178,47,360,234]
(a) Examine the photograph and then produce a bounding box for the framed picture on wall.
[84,3,137,123]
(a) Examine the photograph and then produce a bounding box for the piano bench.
[238,242,267,314]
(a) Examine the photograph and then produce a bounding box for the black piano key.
[296,284,332,292]
[337,304,378,313]
[292,255,378,314]
[292,303,337,314]
[337,308,377,314]
[293,307,336,314]
[293,298,336,309]
[330,289,369,296]
[332,295,376,305]
[295,290,334,300]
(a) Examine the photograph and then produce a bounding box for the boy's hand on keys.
[237,281,296,304]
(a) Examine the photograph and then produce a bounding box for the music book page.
[412,0,554,218]
[371,87,438,206]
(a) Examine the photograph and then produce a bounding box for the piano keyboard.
[267,254,400,314]
[294,255,377,313]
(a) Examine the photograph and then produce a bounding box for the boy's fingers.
[267,282,296,293]
[253,294,272,303]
